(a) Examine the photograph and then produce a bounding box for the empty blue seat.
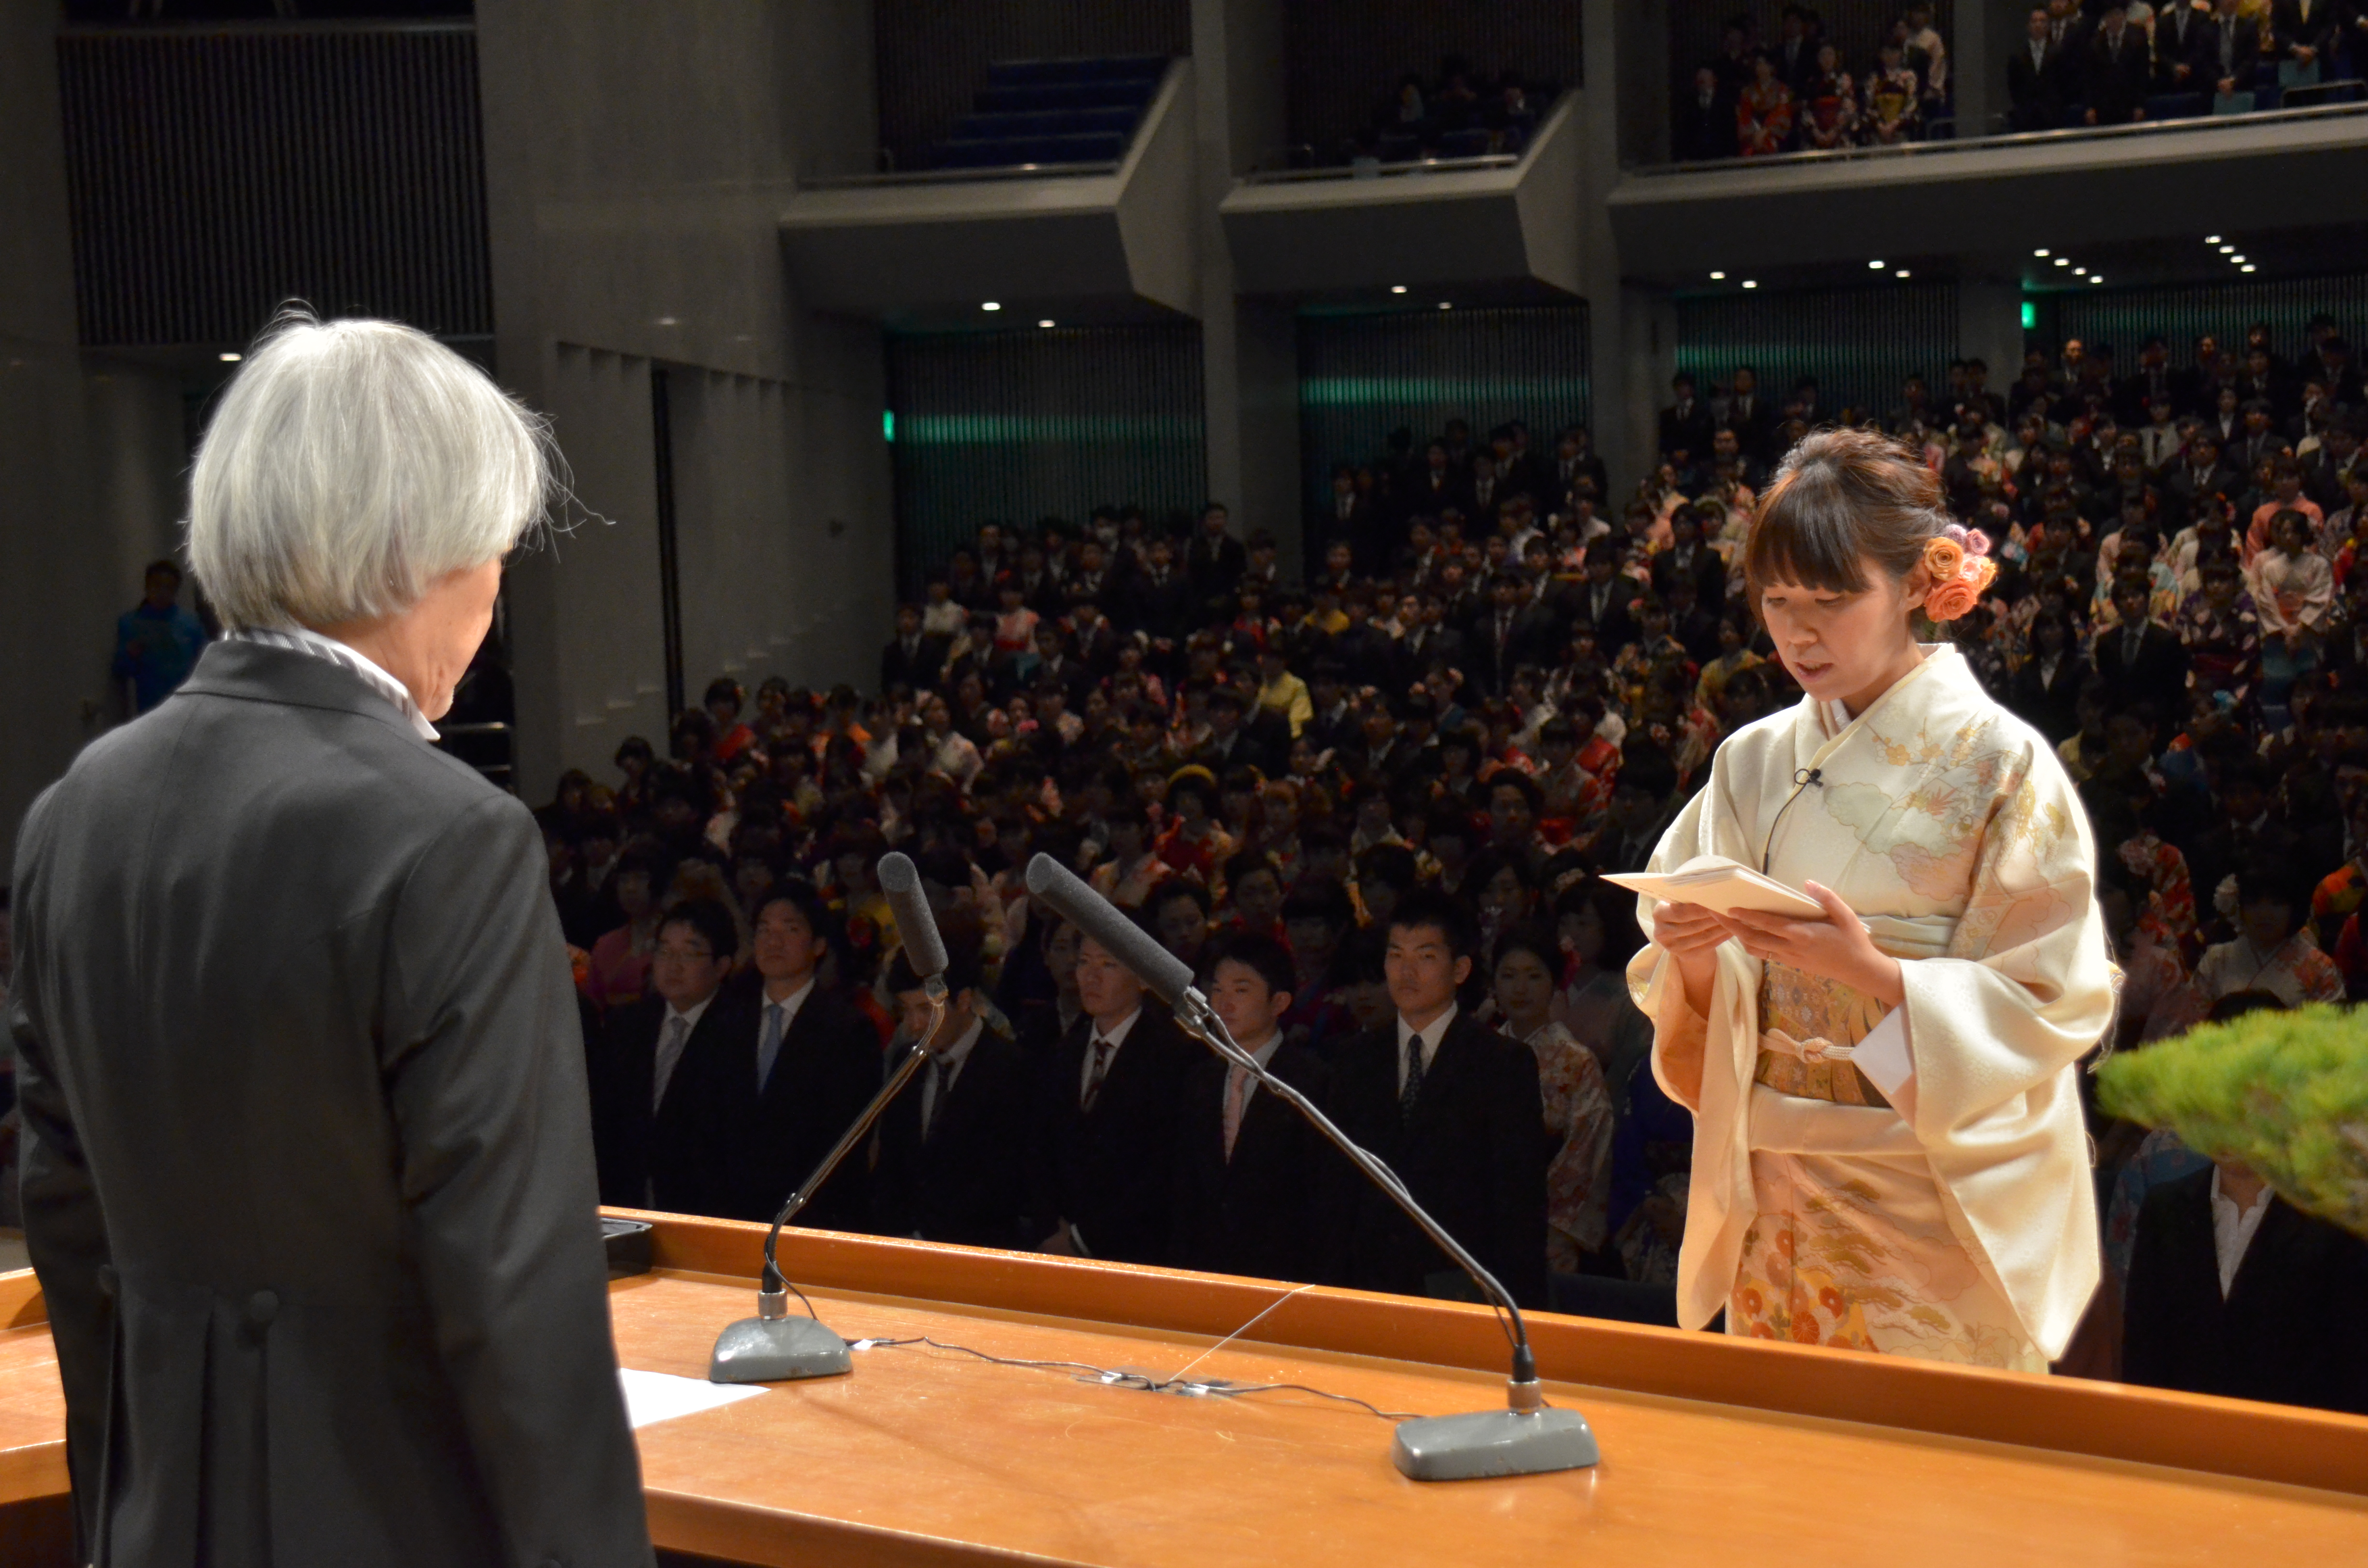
[2145,90,2208,119]
[1437,127,1492,158]
[986,55,1167,89]
[950,107,1140,140]
[975,80,1158,114]
[934,131,1130,169]
[939,56,1169,172]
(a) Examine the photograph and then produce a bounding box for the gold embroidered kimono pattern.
[1628,645,2114,1370]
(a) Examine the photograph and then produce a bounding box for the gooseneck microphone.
[709,852,951,1384]
[1022,853,1597,1480]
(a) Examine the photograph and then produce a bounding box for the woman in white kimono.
[1629,429,2115,1372]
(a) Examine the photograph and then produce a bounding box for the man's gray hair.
[187,311,553,631]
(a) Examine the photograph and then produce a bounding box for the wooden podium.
[6,1209,2368,1565]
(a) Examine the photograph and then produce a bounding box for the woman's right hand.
[1652,899,1735,1017]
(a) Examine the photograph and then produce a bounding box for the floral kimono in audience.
[1630,645,2114,1371]
[1512,1020,1616,1272]
[1736,75,1796,156]
[1801,68,1858,149]
[2117,830,2198,945]
[1861,63,1922,144]
[2177,587,2261,692]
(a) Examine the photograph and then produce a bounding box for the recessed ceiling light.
[2034,248,2050,257]
[981,301,1001,312]
[2242,264,2257,273]
[654,316,679,326]
[1709,270,1726,280]
[1037,319,1055,329]
[1895,269,1911,279]
[1741,279,1758,289]
[219,351,242,362]
[1438,301,1453,310]
[1869,259,1885,269]
[2053,257,2070,267]
[2206,235,2222,244]
[2089,276,2104,285]
[1390,284,1407,294]
[2231,255,2247,265]
[2219,245,2235,254]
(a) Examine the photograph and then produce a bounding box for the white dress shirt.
[2209,1166,2273,1298]
[1395,1003,1457,1094]
[229,623,438,739]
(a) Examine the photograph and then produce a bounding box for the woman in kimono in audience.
[1629,429,2116,1372]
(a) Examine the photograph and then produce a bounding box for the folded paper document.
[1603,856,1827,919]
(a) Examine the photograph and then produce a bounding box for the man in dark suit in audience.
[1575,548,1642,652]
[1186,502,1248,616]
[880,602,946,693]
[1035,922,1199,1264]
[699,883,884,1228]
[2190,0,2262,98]
[1326,892,1548,1308]
[1657,373,1716,473]
[2124,1154,2368,1415]
[869,923,1036,1250]
[1194,687,1276,776]
[592,897,746,1213]
[2085,2,2154,122]
[1169,932,1340,1283]
[2009,7,2075,130]
[2094,578,2191,708]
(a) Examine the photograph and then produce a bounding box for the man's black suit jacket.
[2094,622,2192,709]
[594,990,749,1218]
[880,631,948,693]
[1327,1015,1549,1308]
[1036,1008,1199,1265]
[1658,402,1715,462]
[869,1028,1038,1250]
[1168,1043,1340,1284]
[7,640,649,1566]
[698,980,883,1227]
[2123,1170,2368,1415]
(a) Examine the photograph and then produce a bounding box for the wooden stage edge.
[617,1208,2368,1499]
[2,1209,2365,1507]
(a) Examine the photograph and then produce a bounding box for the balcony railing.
[1630,92,2368,176]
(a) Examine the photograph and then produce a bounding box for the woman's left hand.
[1709,881,1905,1006]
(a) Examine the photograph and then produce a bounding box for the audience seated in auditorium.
[537,312,2366,1386]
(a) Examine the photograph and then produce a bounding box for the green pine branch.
[2095,1003,2368,1241]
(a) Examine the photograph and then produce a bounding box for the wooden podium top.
[6,1213,2368,1566]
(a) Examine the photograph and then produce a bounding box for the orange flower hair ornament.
[1922,525,1995,623]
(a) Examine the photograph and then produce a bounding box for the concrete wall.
[1191,0,1301,571]
[0,7,188,846]
[477,0,892,801]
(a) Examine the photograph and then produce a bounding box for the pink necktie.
[1221,1065,1253,1161]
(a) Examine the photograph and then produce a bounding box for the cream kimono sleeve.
[1622,734,1776,1331]
[1891,734,2116,1359]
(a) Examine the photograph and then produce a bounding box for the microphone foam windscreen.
[878,852,950,980]
[1023,852,1195,1005]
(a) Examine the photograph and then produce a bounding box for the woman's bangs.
[1746,479,1872,596]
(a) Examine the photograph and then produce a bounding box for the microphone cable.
[1759,765,1823,875]
[844,1335,1421,1422]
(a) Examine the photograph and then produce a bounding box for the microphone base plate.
[1391,1407,1600,1481]
[708,1313,854,1384]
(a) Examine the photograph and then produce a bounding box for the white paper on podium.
[618,1367,769,1429]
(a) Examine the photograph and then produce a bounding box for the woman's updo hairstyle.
[1744,427,1994,621]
